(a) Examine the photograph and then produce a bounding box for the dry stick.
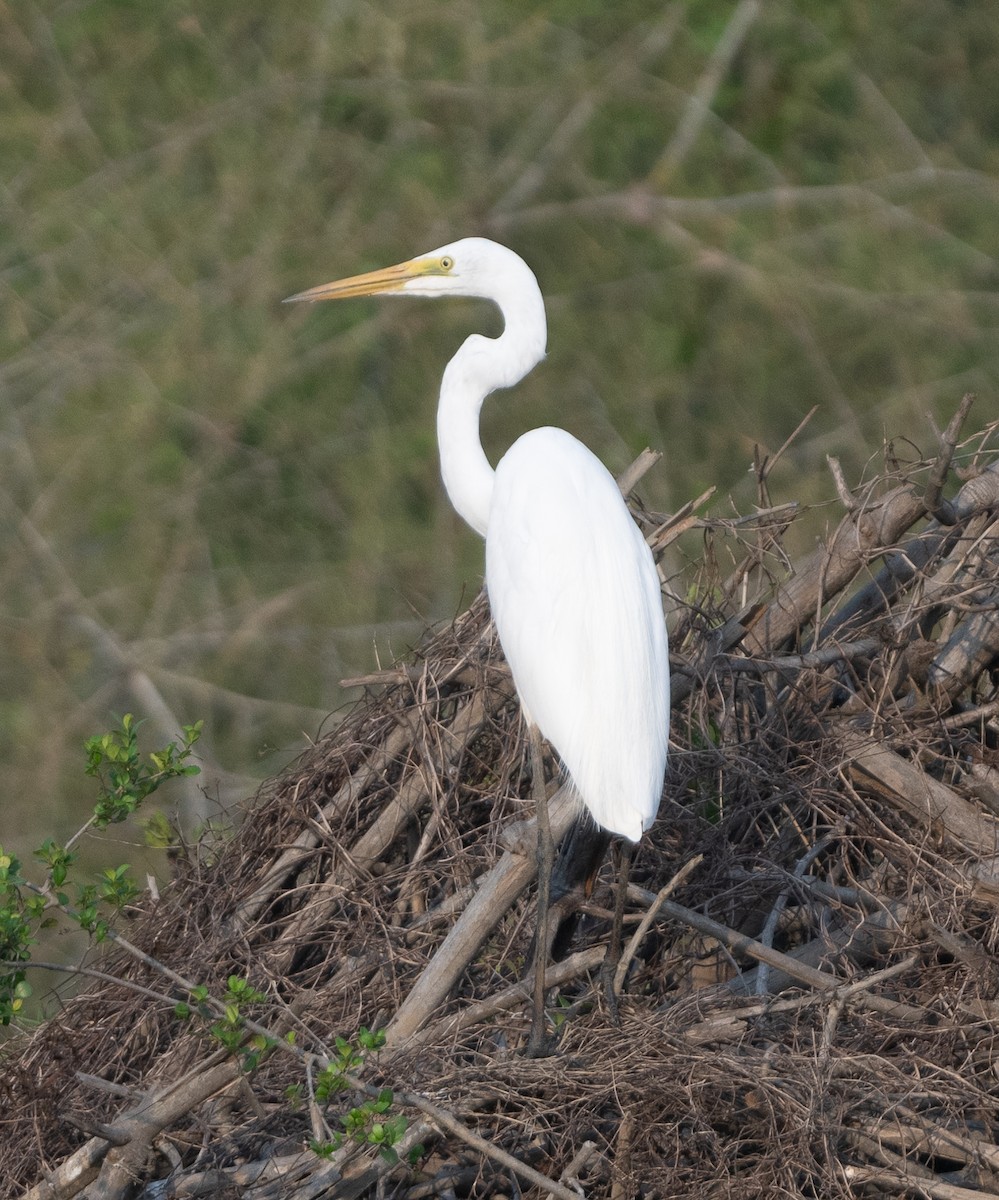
[339,679,515,878]
[21,1059,240,1200]
[617,446,661,497]
[392,802,443,923]
[740,479,927,656]
[609,1110,635,1200]
[749,407,820,527]
[707,502,801,606]
[821,398,976,641]
[840,1165,999,1200]
[924,392,976,522]
[647,483,716,550]
[942,697,999,729]
[845,1129,940,1185]
[231,720,413,932]
[244,1122,435,1200]
[75,1074,133,1100]
[550,1140,599,1200]
[897,510,998,651]
[405,881,478,935]
[266,681,513,973]
[719,905,922,1010]
[956,456,999,513]
[400,946,606,1053]
[234,606,504,934]
[841,1129,999,1200]
[1,959,179,1012]
[819,524,954,642]
[385,784,580,1048]
[347,1080,581,1200]
[866,1115,999,1175]
[822,456,999,643]
[140,1158,281,1196]
[826,455,857,512]
[628,888,924,1021]
[931,603,999,698]
[612,854,703,998]
[834,952,920,1004]
[402,1166,480,1200]
[755,837,832,996]
[900,1106,999,1176]
[664,500,801,548]
[650,504,711,549]
[340,665,426,688]
[723,636,883,676]
[768,405,821,478]
[683,993,843,1046]
[840,728,999,855]
[178,1134,423,1200]
[669,610,765,707]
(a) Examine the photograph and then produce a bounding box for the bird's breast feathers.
[485,427,669,840]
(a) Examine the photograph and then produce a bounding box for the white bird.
[287,237,670,1047]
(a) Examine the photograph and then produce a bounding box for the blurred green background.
[3,0,999,859]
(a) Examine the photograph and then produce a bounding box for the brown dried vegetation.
[5,400,999,1199]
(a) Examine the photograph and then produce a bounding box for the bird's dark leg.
[601,839,634,1025]
[548,818,612,961]
[526,723,553,1058]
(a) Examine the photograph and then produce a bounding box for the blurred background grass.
[3,0,999,864]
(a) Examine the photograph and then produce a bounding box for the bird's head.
[284,237,538,306]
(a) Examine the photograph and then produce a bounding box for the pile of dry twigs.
[5,398,999,1199]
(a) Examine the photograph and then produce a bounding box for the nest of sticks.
[6,398,999,1199]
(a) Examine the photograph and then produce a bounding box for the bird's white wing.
[486,426,669,842]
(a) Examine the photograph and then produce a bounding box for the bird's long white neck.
[436,278,547,538]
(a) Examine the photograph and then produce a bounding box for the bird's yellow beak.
[284,255,446,304]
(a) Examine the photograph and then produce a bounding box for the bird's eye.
[440,256,454,271]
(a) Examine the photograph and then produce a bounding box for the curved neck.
[436,282,547,538]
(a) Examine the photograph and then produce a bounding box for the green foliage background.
[3,0,999,853]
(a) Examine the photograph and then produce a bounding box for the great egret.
[287,237,670,1050]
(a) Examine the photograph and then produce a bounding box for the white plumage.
[488,426,668,841]
[287,236,670,844]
